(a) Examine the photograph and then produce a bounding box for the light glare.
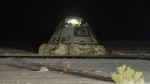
[68,19,78,24]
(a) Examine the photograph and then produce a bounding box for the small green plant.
[112,64,144,84]
[63,63,70,72]
[39,66,49,72]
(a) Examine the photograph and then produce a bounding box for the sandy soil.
[0,41,150,84]
[0,58,149,84]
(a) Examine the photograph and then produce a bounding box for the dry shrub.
[112,65,144,84]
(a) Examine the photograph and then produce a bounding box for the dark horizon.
[1,0,150,43]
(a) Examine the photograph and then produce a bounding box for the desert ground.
[0,41,150,84]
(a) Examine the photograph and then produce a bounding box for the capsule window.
[61,37,66,42]
[81,30,86,34]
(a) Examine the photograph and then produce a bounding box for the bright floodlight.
[68,19,78,24]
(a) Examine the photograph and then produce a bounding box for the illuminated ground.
[0,41,150,84]
[0,58,150,84]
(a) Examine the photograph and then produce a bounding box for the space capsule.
[48,16,98,44]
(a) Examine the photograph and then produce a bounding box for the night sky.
[1,0,150,44]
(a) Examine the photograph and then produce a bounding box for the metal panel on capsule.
[48,16,98,44]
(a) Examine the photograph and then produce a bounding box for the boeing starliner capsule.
[38,16,106,55]
[48,16,98,44]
